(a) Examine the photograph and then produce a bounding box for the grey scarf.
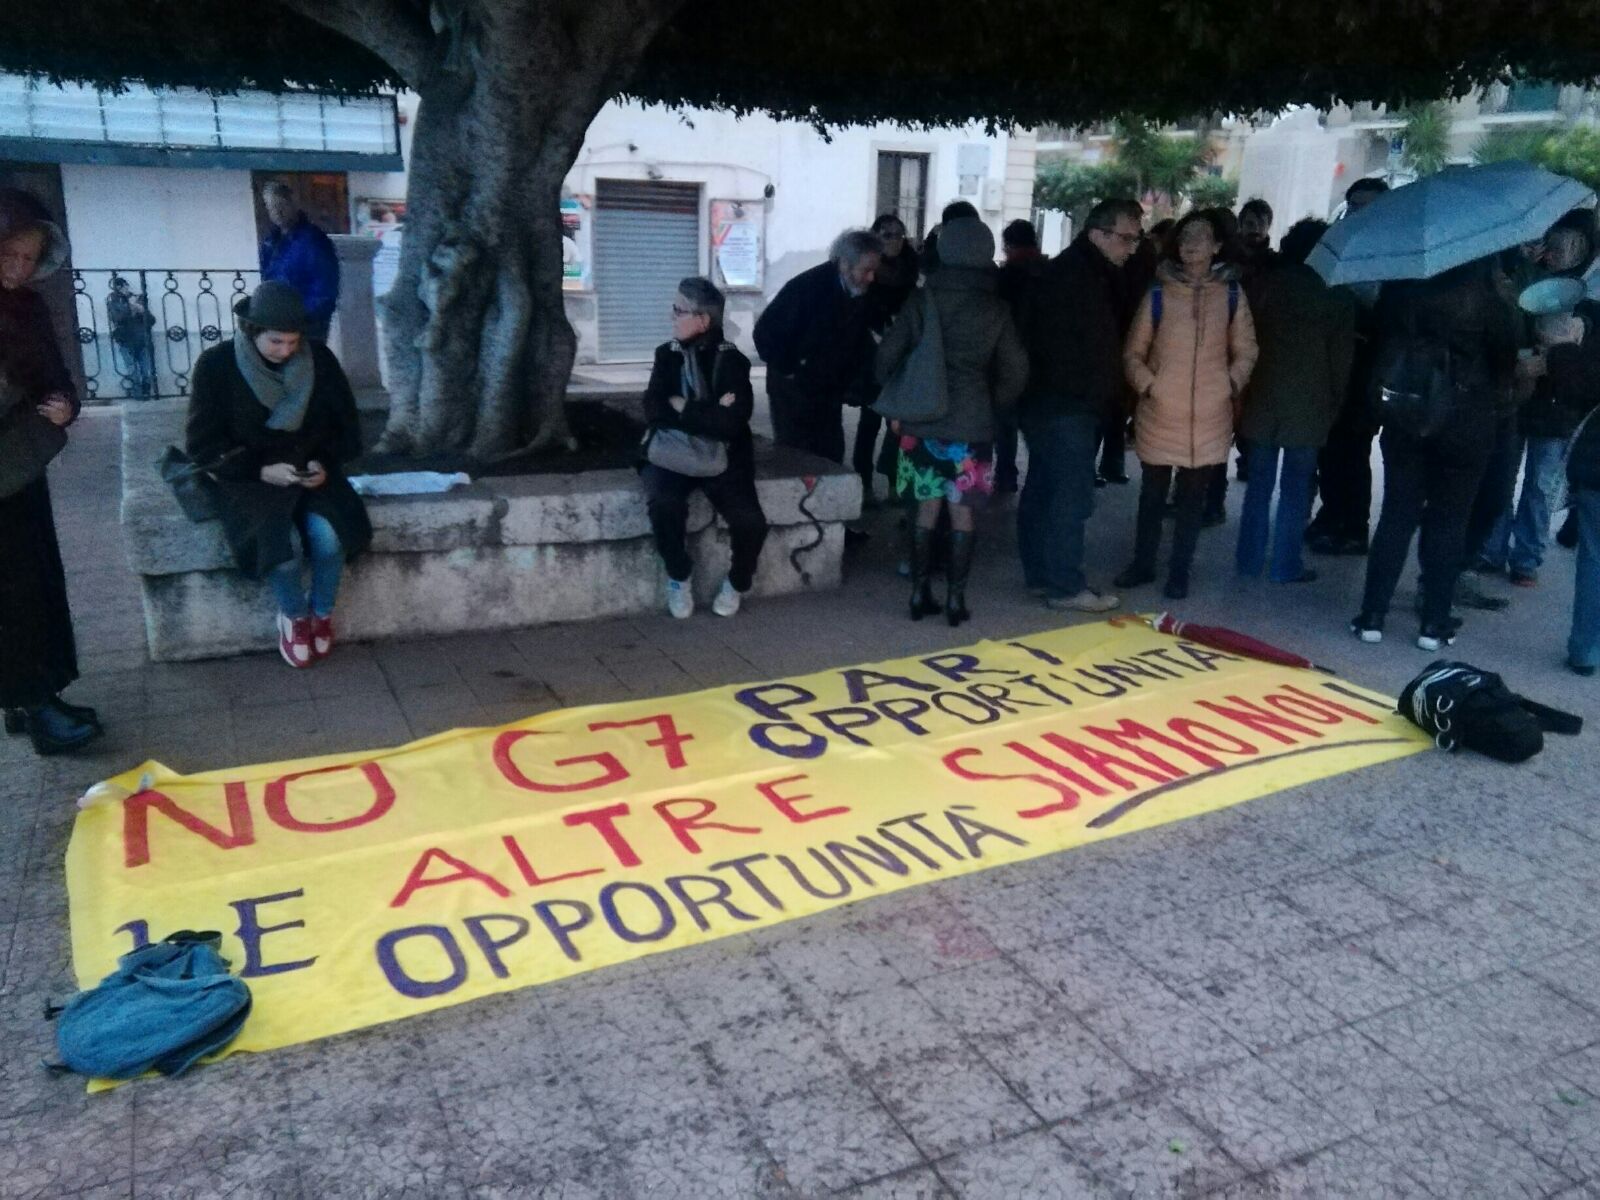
[674,338,710,404]
[234,331,315,432]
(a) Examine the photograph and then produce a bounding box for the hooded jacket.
[1124,260,1259,468]
[875,218,1028,444]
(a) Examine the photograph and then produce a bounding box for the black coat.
[866,245,920,333]
[753,261,875,401]
[0,286,80,708]
[1020,234,1125,423]
[185,341,373,581]
[641,334,757,479]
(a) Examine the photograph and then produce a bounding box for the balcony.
[0,75,402,170]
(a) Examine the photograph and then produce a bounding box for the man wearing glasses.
[1016,198,1145,613]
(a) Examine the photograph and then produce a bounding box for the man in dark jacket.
[1017,198,1143,612]
[260,182,340,342]
[753,229,882,464]
[996,219,1044,495]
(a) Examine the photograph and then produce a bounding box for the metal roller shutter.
[594,180,701,361]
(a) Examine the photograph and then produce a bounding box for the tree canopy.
[8,1,1600,130]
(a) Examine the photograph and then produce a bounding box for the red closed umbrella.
[1149,612,1330,673]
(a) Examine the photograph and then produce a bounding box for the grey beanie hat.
[933,217,996,269]
[234,280,309,333]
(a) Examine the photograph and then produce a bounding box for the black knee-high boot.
[909,527,939,620]
[946,530,975,627]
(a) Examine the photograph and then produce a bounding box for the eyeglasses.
[1092,228,1140,246]
[671,304,701,318]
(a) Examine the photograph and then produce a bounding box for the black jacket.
[641,333,757,477]
[753,261,875,401]
[1020,234,1125,423]
[186,341,373,580]
[0,285,80,708]
[1375,264,1519,417]
[867,244,920,333]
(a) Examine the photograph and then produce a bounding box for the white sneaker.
[666,578,694,619]
[1044,588,1121,614]
[712,578,742,617]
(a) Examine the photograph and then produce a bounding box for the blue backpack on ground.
[51,931,252,1080]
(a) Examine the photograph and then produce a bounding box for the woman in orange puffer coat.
[1118,211,1259,599]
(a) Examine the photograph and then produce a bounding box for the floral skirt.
[895,435,995,506]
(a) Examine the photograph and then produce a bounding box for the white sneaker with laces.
[712,578,742,617]
[1044,588,1121,614]
[666,578,694,619]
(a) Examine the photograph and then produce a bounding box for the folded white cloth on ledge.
[348,471,472,496]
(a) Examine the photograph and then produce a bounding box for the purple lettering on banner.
[944,807,1030,857]
[873,696,933,735]
[230,889,318,978]
[531,899,595,962]
[664,874,761,932]
[732,682,818,720]
[709,854,786,911]
[811,706,882,746]
[748,722,828,759]
[599,882,677,943]
[374,925,468,998]
[463,914,532,979]
[840,668,939,703]
[114,919,151,952]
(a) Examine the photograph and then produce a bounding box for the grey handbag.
[644,426,728,478]
[872,290,949,423]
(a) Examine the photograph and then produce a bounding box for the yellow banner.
[67,620,1428,1066]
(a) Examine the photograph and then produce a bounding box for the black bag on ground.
[1398,661,1583,762]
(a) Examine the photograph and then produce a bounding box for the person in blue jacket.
[259,182,340,341]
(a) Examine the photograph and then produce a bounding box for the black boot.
[909,527,939,620]
[946,530,975,627]
[23,703,102,756]
[10,697,101,733]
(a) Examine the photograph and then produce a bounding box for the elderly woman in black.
[0,189,101,755]
[186,281,372,668]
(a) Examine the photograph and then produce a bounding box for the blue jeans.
[1018,409,1099,596]
[1570,488,1600,668]
[1236,443,1318,582]
[268,511,345,619]
[1479,436,1566,575]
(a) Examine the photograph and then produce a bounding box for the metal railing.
[72,268,260,403]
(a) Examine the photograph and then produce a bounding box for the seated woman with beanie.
[640,276,769,619]
[185,280,373,667]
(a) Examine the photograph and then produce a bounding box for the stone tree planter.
[120,399,859,662]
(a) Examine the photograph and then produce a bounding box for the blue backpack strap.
[1150,285,1163,330]
[1227,279,1239,323]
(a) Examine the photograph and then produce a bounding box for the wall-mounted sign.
[562,196,591,291]
[710,199,765,291]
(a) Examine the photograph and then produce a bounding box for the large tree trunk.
[291,0,686,460]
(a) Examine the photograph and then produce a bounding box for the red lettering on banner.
[943,746,1082,819]
[390,848,512,907]
[1082,718,1221,774]
[123,783,255,869]
[493,730,628,793]
[756,775,850,824]
[263,762,397,833]
[1167,717,1259,756]
[1280,684,1382,726]
[563,803,642,867]
[587,713,695,769]
[653,798,764,855]
[1195,695,1320,745]
[500,834,606,887]
[1039,732,1179,790]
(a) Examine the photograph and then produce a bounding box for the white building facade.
[0,76,1037,400]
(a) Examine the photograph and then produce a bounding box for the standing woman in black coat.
[0,189,103,755]
[185,281,372,669]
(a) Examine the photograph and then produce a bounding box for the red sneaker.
[311,615,335,660]
[277,613,313,669]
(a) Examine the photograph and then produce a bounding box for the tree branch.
[273,0,437,89]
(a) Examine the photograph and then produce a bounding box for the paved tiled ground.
[4,405,1600,1199]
